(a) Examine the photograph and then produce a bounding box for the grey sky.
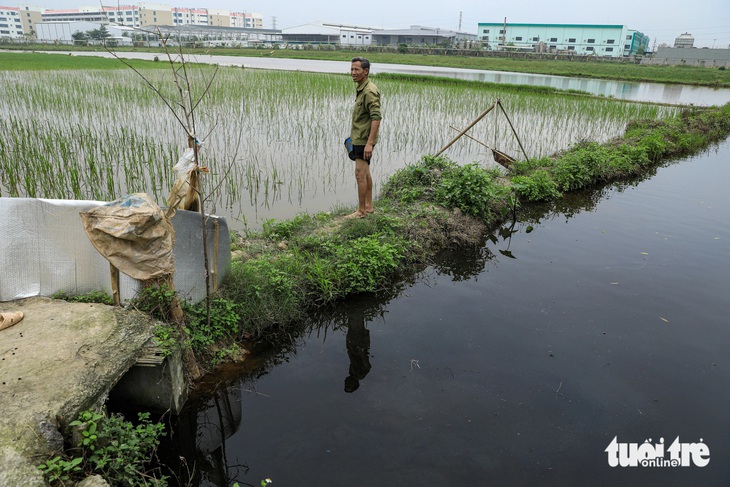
[25,0,730,47]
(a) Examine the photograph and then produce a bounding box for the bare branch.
[100,41,188,131]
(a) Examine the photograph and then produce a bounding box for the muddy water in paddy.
[161,140,730,486]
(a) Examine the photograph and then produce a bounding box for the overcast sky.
[28,0,730,48]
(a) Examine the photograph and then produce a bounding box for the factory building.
[477,22,649,57]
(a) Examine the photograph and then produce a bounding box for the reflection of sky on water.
[58,51,730,106]
[396,66,729,106]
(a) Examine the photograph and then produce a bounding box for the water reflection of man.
[344,310,372,393]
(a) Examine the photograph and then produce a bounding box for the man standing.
[347,57,381,219]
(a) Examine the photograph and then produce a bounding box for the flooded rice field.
[55,51,730,107]
[159,139,730,486]
[0,67,682,231]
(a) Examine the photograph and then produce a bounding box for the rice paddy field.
[0,66,679,230]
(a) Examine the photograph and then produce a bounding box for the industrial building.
[281,22,373,46]
[279,23,477,47]
[32,20,279,46]
[372,25,477,46]
[674,32,694,48]
[35,20,134,45]
[476,22,649,57]
[643,46,730,68]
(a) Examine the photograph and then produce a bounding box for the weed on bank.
[508,102,730,201]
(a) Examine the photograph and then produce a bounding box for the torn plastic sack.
[80,193,175,280]
[167,147,202,213]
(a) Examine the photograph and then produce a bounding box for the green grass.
[0,51,170,70]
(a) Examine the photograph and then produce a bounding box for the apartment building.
[103,5,140,27]
[230,11,262,29]
[0,2,263,39]
[0,6,26,37]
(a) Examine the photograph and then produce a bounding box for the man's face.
[351,61,368,84]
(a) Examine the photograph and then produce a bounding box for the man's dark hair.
[351,57,370,71]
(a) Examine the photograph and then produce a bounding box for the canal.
[158,136,730,485]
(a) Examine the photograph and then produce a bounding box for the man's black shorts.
[352,145,371,164]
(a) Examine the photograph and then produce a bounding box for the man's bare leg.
[346,158,370,219]
[365,167,374,213]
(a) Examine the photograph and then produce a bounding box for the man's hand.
[365,120,380,161]
[364,142,373,161]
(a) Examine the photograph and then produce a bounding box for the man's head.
[351,57,370,84]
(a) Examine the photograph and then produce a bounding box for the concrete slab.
[0,297,158,486]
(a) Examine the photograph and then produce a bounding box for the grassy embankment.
[169,101,730,372]
[2,45,729,87]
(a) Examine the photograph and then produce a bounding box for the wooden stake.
[448,125,514,170]
[436,101,497,156]
[497,100,530,162]
[110,263,120,306]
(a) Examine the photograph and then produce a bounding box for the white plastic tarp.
[0,197,230,303]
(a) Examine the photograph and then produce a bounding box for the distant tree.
[72,30,89,41]
[88,24,111,41]
[72,30,89,45]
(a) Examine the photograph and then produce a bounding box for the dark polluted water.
[160,140,730,486]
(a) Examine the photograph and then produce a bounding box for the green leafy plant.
[221,257,306,330]
[510,170,561,201]
[128,284,178,321]
[435,163,507,218]
[152,323,178,357]
[37,456,83,484]
[39,409,167,486]
[262,213,317,241]
[52,290,114,305]
[332,235,405,293]
[182,298,241,354]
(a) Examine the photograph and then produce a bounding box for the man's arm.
[364,120,381,160]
